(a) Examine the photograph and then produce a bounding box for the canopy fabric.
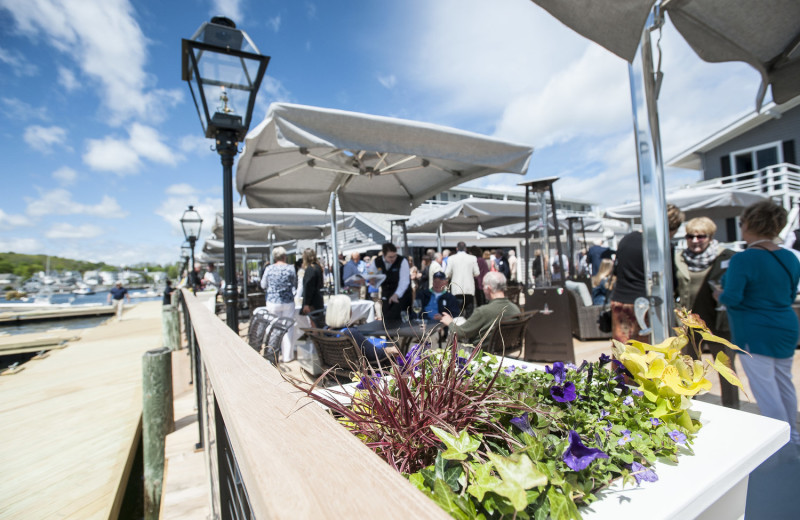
[202,238,294,256]
[211,208,355,242]
[406,199,542,233]
[481,214,605,238]
[603,188,769,221]
[529,0,800,107]
[236,103,534,214]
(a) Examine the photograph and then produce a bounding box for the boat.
[72,284,96,295]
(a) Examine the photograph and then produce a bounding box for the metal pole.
[189,238,197,295]
[549,185,565,288]
[218,130,239,332]
[629,8,672,343]
[241,248,248,304]
[540,191,551,285]
[329,191,341,294]
[401,220,409,258]
[567,218,576,278]
[524,186,530,289]
[436,223,443,254]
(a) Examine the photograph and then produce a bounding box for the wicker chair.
[484,310,537,358]
[566,290,612,341]
[247,308,295,364]
[505,285,522,306]
[302,328,367,378]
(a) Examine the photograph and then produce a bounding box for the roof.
[667,95,800,170]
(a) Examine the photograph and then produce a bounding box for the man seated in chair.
[415,271,462,321]
[440,272,520,344]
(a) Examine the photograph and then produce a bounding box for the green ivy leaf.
[431,479,471,520]
[489,452,548,490]
[547,486,578,520]
[466,462,497,502]
[431,425,481,461]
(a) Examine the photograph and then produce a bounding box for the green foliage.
[0,252,110,274]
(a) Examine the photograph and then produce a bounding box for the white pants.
[740,352,800,445]
[266,302,296,362]
[113,299,125,320]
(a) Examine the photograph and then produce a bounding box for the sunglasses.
[685,234,709,240]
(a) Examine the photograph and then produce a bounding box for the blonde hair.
[591,258,614,288]
[685,217,716,237]
[325,294,352,328]
[741,200,787,238]
[302,248,318,269]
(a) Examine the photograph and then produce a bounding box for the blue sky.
[0,0,764,266]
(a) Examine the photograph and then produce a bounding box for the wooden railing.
[179,289,449,519]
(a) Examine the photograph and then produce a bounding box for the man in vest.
[374,242,412,321]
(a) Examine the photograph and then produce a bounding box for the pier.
[0,305,115,324]
[0,301,164,519]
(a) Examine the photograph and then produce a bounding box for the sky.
[0,0,765,266]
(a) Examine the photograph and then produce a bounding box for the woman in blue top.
[717,201,800,445]
[260,246,297,362]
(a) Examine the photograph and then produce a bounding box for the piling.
[162,304,180,351]
[142,347,174,519]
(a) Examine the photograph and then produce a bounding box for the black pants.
[454,294,475,319]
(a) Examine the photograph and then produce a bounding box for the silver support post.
[241,248,248,303]
[628,9,672,343]
[540,191,551,286]
[437,223,443,254]
[329,191,341,294]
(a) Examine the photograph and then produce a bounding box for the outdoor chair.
[505,286,522,306]
[302,328,382,378]
[305,308,327,329]
[565,289,612,341]
[246,308,295,364]
[484,310,537,358]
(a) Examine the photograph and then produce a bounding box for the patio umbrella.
[530,0,800,108]
[237,102,534,290]
[604,188,769,222]
[406,199,542,233]
[211,208,355,242]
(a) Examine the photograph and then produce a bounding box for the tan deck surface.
[0,301,163,519]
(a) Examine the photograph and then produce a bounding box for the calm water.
[0,289,163,336]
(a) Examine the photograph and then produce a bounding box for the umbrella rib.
[242,149,344,190]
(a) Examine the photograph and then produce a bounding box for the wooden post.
[142,347,174,519]
[162,304,180,351]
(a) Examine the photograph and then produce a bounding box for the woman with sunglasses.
[674,216,739,408]
[716,201,800,445]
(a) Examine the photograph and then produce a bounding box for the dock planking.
[0,301,164,519]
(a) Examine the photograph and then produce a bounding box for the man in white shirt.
[429,252,443,289]
[445,241,480,318]
[507,250,518,282]
[203,263,222,290]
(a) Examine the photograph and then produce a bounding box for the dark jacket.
[302,264,324,310]
[416,288,462,319]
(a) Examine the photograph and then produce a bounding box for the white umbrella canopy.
[211,208,356,242]
[406,199,543,233]
[603,188,769,222]
[481,213,605,238]
[529,0,800,108]
[236,103,534,214]
[202,238,295,256]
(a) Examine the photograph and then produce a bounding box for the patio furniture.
[247,308,295,364]
[505,285,521,306]
[303,328,380,378]
[565,288,612,341]
[484,310,537,358]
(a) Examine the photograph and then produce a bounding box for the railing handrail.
[692,162,800,192]
[181,289,449,519]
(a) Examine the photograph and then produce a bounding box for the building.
[668,95,800,240]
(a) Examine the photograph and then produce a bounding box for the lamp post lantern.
[182,16,270,331]
[180,205,203,294]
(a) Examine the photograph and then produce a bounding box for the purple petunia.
[355,373,383,390]
[504,365,517,375]
[650,418,661,427]
[623,396,634,406]
[510,412,536,437]
[545,362,567,384]
[566,362,578,371]
[397,344,422,369]
[599,353,612,365]
[627,461,659,484]
[631,389,644,397]
[599,409,610,420]
[563,430,609,471]
[668,430,688,445]
[603,421,613,432]
[618,429,632,445]
[550,381,577,402]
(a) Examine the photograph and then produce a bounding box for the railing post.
[142,347,174,520]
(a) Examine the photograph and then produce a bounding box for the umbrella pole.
[524,186,530,289]
[329,191,341,294]
[437,224,443,254]
[549,185,565,288]
[242,248,248,303]
[401,220,409,258]
[628,9,673,343]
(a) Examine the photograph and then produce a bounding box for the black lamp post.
[180,206,203,294]
[180,242,191,277]
[182,17,270,331]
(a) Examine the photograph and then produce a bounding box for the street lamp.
[182,16,270,331]
[180,242,191,275]
[180,205,203,294]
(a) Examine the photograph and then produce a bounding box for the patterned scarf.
[682,240,719,272]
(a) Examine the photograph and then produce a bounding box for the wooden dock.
[0,305,115,324]
[0,301,164,519]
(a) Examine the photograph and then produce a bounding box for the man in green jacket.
[440,271,520,344]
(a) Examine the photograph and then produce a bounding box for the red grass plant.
[290,337,519,474]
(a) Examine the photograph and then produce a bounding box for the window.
[728,141,783,177]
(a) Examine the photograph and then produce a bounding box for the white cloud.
[52,166,78,185]
[0,97,48,121]
[57,66,79,91]
[267,15,281,32]
[1,0,182,125]
[23,125,70,153]
[156,184,221,239]
[210,0,243,23]
[0,46,38,76]
[179,134,216,157]
[166,183,198,196]
[377,74,397,89]
[83,123,180,175]
[0,238,41,254]
[0,208,33,227]
[26,189,127,218]
[45,222,103,239]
